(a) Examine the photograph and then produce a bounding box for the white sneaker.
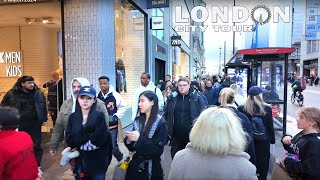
[38,167,44,177]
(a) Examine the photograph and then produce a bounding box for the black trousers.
[49,109,58,127]
[19,121,43,166]
[255,140,270,180]
[170,136,189,159]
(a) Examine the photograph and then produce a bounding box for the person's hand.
[282,136,292,145]
[125,131,140,142]
[49,150,56,156]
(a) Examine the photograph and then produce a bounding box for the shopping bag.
[271,163,297,180]
[112,152,135,180]
[113,165,127,180]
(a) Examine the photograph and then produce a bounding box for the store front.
[303,59,318,77]
[0,1,62,103]
[172,46,190,81]
[114,0,146,106]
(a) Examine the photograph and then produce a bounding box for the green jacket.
[50,98,109,151]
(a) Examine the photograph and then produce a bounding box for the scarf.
[133,115,161,180]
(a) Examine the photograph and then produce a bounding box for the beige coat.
[50,98,109,151]
[168,143,258,180]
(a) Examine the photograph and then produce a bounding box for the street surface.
[40,84,320,180]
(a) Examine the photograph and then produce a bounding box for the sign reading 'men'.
[0,52,23,77]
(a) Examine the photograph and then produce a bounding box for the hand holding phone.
[125,131,140,142]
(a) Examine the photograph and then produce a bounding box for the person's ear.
[151,100,154,106]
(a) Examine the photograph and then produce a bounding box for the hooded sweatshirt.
[50,78,109,151]
[131,81,164,121]
[97,85,126,127]
[70,78,90,113]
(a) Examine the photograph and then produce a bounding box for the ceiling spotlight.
[25,18,32,24]
[42,17,54,24]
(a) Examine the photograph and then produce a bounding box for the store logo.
[0,52,22,77]
[174,5,290,32]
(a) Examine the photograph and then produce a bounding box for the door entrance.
[155,58,165,87]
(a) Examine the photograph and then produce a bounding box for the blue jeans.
[110,128,123,161]
[74,159,106,180]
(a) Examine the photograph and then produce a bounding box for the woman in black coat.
[124,90,168,180]
[238,86,275,180]
[220,87,256,165]
[281,107,320,180]
[65,86,112,180]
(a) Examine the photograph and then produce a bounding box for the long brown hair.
[243,94,270,116]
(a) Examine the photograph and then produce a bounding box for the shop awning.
[226,47,296,66]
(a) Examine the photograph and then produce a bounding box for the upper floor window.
[307,40,319,53]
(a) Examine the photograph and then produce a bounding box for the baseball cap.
[248,86,263,96]
[78,86,96,98]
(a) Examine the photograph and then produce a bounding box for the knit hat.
[248,86,263,96]
[191,80,200,90]
[78,86,96,98]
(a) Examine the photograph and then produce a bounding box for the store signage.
[305,0,320,40]
[151,17,164,30]
[0,52,23,77]
[133,17,144,31]
[147,0,169,9]
[171,36,182,46]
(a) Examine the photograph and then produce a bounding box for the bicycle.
[291,91,304,106]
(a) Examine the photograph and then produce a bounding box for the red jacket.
[0,130,38,180]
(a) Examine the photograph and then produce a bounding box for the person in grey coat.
[168,107,257,180]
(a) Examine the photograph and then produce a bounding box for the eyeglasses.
[178,84,188,87]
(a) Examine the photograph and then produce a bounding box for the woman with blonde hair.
[220,88,256,165]
[281,107,320,179]
[168,107,257,180]
[238,86,275,180]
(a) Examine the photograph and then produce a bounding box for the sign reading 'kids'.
[0,52,23,77]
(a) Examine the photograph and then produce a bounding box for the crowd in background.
[0,72,320,180]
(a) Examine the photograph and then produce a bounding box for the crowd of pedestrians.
[0,73,320,180]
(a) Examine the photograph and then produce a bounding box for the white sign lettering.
[0,52,23,77]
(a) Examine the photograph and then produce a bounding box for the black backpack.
[251,115,268,141]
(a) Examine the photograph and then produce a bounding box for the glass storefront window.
[114,0,146,106]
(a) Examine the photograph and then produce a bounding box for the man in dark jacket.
[165,77,206,159]
[43,71,63,127]
[1,76,47,170]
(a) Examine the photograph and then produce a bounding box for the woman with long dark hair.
[124,90,168,180]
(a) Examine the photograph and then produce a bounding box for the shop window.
[152,8,164,42]
[114,0,146,106]
[307,40,319,53]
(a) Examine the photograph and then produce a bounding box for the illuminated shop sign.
[0,52,23,77]
[147,0,169,9]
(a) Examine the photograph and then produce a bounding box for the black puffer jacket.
[282,131,320,180]
[66,102,113,174]
[1,82,47,123]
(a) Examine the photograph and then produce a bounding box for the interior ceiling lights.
[25,17,54,24]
